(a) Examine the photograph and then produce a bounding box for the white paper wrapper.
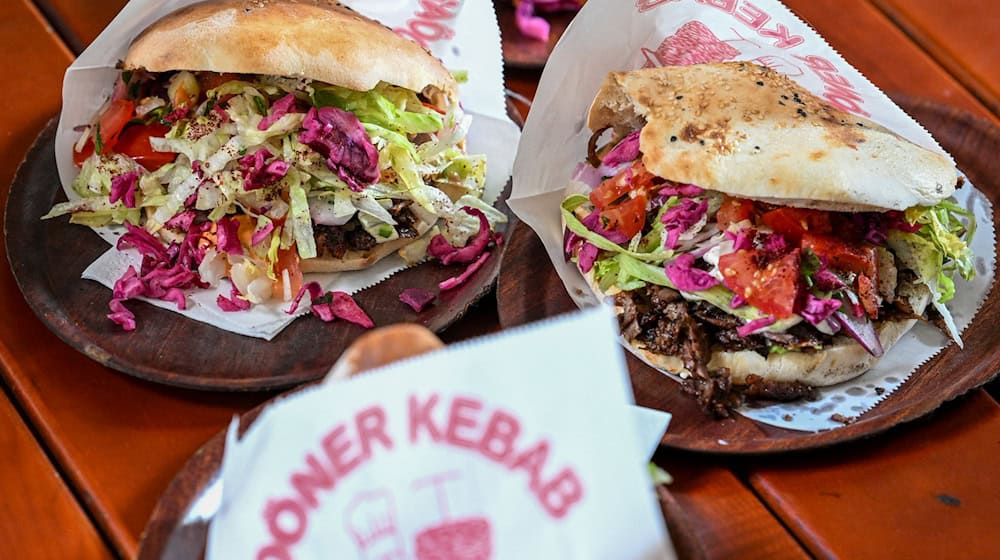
[508,0,996,431]
[206,307,674,559]
[55,0,520,340]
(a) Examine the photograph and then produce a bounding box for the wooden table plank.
[0,391,113,559]
[32,0,126,53]
[748,391,1000,559]
[871,0,1000,117]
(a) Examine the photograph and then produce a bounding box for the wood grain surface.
[872,0,1000,116]
[0,391,112,559]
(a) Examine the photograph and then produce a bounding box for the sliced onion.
[830,311,883,357]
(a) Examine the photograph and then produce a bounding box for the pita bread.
[299,216,434,273]
[583,266,930,387]
[124,0,457,104]
[588,63,956,212]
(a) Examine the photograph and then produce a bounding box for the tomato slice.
[716,196,755,229]
[719,248,801,318]
[73,139,95,167]
[114,123,176,171]
[801,232,877,280]
[601,193,647,239]
[274,248,303,300]
[97,99,135,154]
[760,207,832,243]
[857,274,879,319]
[589,163,658,209]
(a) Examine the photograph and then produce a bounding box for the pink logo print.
[635,0,680,13]
[345,490,405,560]
[412,472,492,560]
[641,20,741,67]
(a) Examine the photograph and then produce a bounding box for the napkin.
[206,307,675,559]
[508,0,996,431]
[55,0,521,340]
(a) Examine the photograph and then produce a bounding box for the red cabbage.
[251,220,275,246]
[799,294,842,325]
[759,232,789,256]
[577,242,598,273]
[582,210,629,244]
[162,287,187,310]
[886,210,922,233]
[109,171,138,208]
[284,282,374,328]
[661,199,708,249]
[112,266,144,299]
[563,227,582,260]
[163,106,188,124]
[400,288,436,312]
[118,222,169,262]
[602,130,641,168]
[165,210,196,231]
[427,207,491,265]
[571,161,603,188]
[107,299,136,331]
[328,292,374,328]
[440,251,491,291]
[658,183,704,197]
[258,93,298,131]
[239,148,288,191]
[830,311,883,357]
[813,268,845,292]
[514,0,550,42]
[286,281,325,315]
[217,285,251,312]
[215,216,243,255]
[730,294,746,308]
[724,228,754,251]
[299,107,379,192]
[737,316,776,337]
[664,253,719,291]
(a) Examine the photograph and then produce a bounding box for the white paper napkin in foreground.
[508,0,995,432]
[207,308,674,559]
[55,0,520,339]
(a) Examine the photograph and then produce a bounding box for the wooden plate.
[136,384,704,560]
[4,119,512,391]
[496,97,1000,453]
[496,0,576,69]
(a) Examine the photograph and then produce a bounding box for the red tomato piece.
[274,247,304,299]
[716,196,755,229]
[73,139,95,167]
[589,164,658,209]
[601,193,647,240]
[114,123,176,171]
[857,274,879,319]
[719,248,801,318]
[760,207,832,243]
[801,232,877,280]
[97,99,135,154]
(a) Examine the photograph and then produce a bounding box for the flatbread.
[124,0,457,104]
[588,63,956,212]
[300,216,434,273]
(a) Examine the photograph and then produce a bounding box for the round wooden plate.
[496,0,576,69]
[4,119,513,391]
[496,97,1000,453]
[136,383,704,560]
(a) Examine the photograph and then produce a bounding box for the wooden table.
[2,1,998,558]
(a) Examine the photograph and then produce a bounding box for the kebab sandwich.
[562,62,976,414]
[45,0,496,325]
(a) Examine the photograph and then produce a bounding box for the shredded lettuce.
[285,168,316,259]
[312,83,443,135]
[887,229,963,345]
[905,198,976,281]
[562,194,671,263]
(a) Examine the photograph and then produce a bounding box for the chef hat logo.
[345,490,405,560]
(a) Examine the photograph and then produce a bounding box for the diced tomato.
[274,248,303,300]
[857,274,879,319]
[601,192,647,239]
[421,101,446,115]
[801,232,877,280]
[760,207,832,243]
[719,248,801,318]
[716,196,756,229]
[114,123,176,171]
[97,99,135,154]
[589,163,658,209]
[73,139,95,166]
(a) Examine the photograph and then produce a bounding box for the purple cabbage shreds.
[217,285,251,312]
[571,161,603,188]
[886,210,922,233]
[109,171,138,208]
[658,183,705,197]
[215,215,244,255]
[251,220,275,246]
[239,148,288,191]
[107,299,136,331]
[286,281,325,314]
[514,0,550,42]
[563,228,582,261]
[427,207,492,265]
[852,213,889,245]
[400,288,436,312]
[581,210,628,244]
[602,130,641,168]
[577,242,599,273]
[737,315,776,337]
[299,107,379,192]
[328,292,375,328]
[758,231,789,255]
[165,210,196,231]
[813,269,845,292]
[162,106,188,124]
[661,199,708,249]
[119,222,169,262]
[440,251,491,291]
[258,93,298,131]
[730,294,746,308]
[799,294,842,325]
[724,228,754,251]
[664,253,719,291]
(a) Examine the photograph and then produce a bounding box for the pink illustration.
[635,0,680,13]
[345,490,405,560]
[640,20,805,76]
[412,472,493,560]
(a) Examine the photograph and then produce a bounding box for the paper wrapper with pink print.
[508,0,995,431]
[206,309,674,559]
[54,0,520,339]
